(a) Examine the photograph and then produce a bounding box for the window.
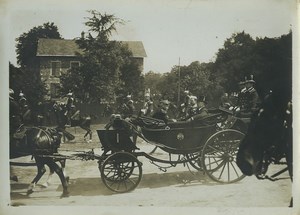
[70,61,80,69]
[51,61,61,76]
[50,83,60,98]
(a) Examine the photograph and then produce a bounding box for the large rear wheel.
[100,151,142,193]
[201,129,246,183]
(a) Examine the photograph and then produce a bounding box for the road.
[7,124,294,215]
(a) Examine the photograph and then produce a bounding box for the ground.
[7,124,294,214]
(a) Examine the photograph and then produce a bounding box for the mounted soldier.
[9,89,22,135]
[65,91,76,126]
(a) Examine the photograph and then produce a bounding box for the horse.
[53,102,92,143]
[11,103,68,187]
[10,126,69,198]
[236,89,292,205]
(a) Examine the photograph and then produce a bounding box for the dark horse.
[53,102,92,142]
[236,89,292,205]
[10,126,69,198]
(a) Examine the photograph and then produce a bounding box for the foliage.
[15,22,62,68]
[60,10,143,103]
[12,22,61,108]
[9,62,47,109]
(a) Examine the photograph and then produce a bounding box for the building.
[36,38,147,99]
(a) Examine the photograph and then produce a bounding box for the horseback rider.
[18,91,33,125]
[65,91,75,126]
[9,89,21,134]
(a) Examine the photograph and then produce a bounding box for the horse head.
[236,90,292,178]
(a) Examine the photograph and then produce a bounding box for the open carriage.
[96,109,246,193]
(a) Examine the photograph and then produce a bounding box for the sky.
[3,0,296,73]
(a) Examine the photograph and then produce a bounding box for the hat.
[145,93,150,97]
[9,88,14,95]
[238,81,245,85]
[126,94,132,99]
[19,91,24,97]
[184,90,190,95]
[67,92,73,96]
[245,79,255,84]
[244,75,255,84]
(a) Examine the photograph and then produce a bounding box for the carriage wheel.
[100,151,142,193]
[201,129,246,183]
[186,152,202,171]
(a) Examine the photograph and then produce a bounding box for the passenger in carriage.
[120,94,136,119]
[152,99,176,124]
[140,92,154,117]
[187,95,209,121]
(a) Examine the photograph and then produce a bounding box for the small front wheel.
[201,129,246,183]
[100,151,142,193]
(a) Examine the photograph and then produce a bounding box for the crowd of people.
[9,75,260,134]
[117,75,260,123]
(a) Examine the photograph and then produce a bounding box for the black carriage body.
[140,125,216,154]
[97,129,138,153]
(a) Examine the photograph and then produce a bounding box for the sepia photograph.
[0,0,299,214]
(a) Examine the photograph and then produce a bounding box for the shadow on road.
[54,170,219,197]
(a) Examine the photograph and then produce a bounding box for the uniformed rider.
[9,89,21,134]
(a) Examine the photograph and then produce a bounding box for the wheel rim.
[201,129,246,183]
[101,152,142,193]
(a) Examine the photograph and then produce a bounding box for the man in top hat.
[243,76,260,113]
[237,75,260,116]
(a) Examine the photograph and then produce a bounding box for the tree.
[60,10,143,103]
[12,22,61,107]
[9,62,47,109]
[16,22,62,68]
[212,32,256,93]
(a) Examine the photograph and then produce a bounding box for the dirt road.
[7,124,294,214]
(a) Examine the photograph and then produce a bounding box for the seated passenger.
[152,100,176,124]
[187,95,209,121]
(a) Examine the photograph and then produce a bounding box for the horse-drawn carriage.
[95,109,246,193]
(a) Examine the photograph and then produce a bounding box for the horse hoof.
[66,176,70,183]
[60,190,70,198]
[27,189,34,195]
[41,182,50,188]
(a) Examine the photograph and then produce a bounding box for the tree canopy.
[16,22,62,68]
[60,10,143,103]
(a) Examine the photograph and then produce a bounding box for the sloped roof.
[37,38,147,57]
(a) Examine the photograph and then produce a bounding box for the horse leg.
[82,127,92,143]
[46,159,69,198]
[43,158,68,187]
[27,157,46,195]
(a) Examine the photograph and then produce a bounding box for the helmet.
[9,88,14,95]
